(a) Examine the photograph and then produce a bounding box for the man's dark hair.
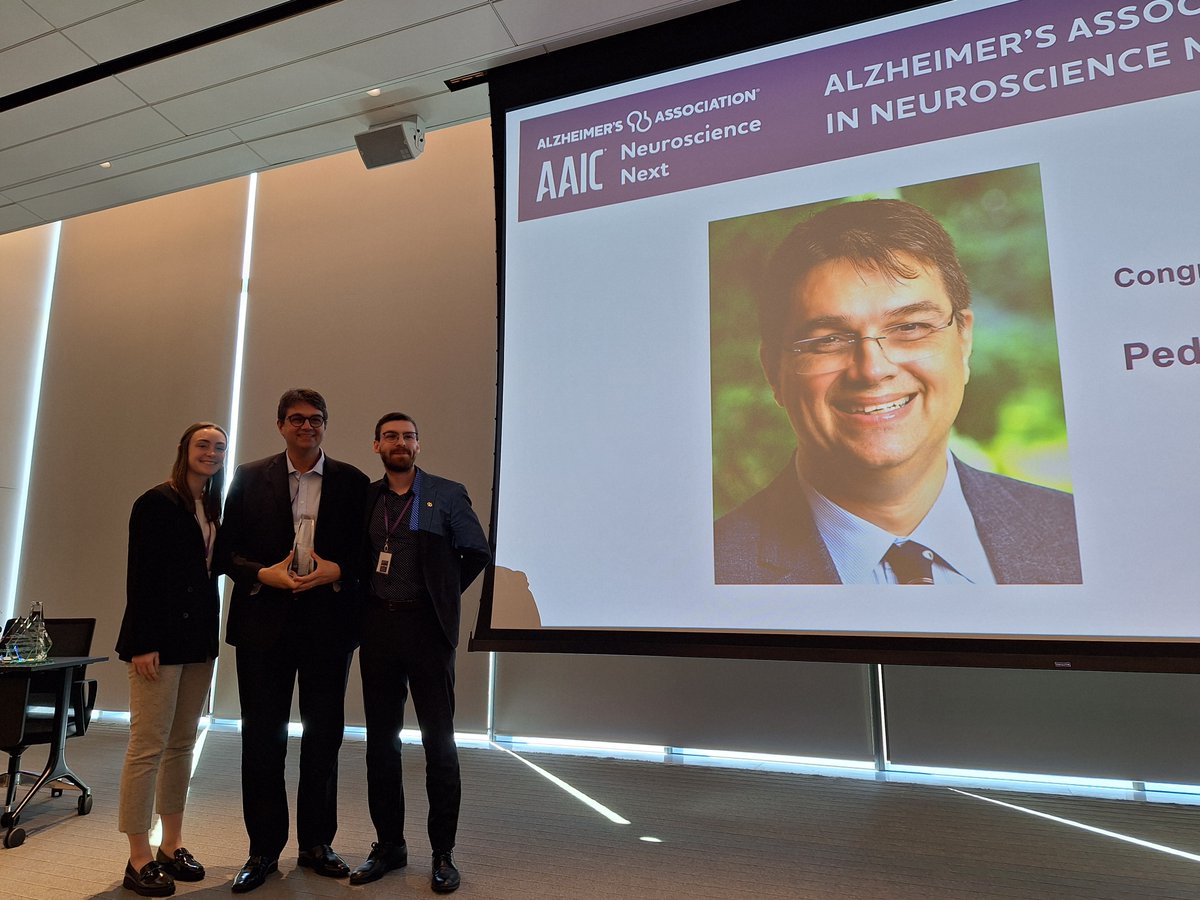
[277,388,328,422]
[375,412,418,442]
[757,198,971,368]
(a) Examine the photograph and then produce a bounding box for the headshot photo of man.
[712,172,1082,585]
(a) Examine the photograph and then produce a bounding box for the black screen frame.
[469,0,1200,673]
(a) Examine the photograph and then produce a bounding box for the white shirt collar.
[286,449,325,477]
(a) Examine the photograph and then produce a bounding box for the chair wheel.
[0,812,16,829]
[77,793,92,816]
[51,788,62,798]
[3,827,25,849]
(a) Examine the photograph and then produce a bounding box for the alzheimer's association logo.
[626,110,653,133]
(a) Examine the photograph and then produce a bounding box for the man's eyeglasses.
[788,312,959,376]
[285,414,327,428]
[379,431,418,445]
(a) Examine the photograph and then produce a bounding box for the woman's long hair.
[167,422,228,525]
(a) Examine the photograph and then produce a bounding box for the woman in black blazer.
[115,422,227,897]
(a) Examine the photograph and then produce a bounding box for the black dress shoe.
[431,850,460,894]
[231,856,278,894]
[297,844,351,878]
[155,847,205,882]
[349,841,409,885]
[122,860,175,897]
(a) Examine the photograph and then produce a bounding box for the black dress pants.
[235,640,352,858]
[360,598,459,851]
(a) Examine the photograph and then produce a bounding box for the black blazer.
[217,451,369,653]
[116,483,220,665]
[363,468,491,648]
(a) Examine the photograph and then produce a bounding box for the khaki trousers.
[117,659,213,834]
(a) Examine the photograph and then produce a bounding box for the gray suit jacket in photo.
[713,456,1082,585]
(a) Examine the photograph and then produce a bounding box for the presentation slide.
[491,0,1200,643]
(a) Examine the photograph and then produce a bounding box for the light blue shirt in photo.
[803,454,998,585]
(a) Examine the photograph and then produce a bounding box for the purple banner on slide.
[515,0,1200,222]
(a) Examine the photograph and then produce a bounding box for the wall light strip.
[224,171,258,477]
[486,651,497,739]
[952,788,1200,863]
[208,172,257,716]
[491,742,631,824]
[4,221,61,623]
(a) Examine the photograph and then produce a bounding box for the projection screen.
[471,0,1200,670]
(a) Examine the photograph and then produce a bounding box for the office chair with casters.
[0,617,98,849]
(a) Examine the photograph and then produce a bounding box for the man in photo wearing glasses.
[216,388,369,892]
[714,199,1082,586]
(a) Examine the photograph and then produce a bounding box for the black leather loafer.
[155,846,204,881]
[231,856,278,894]
[122,860,175,897]
[297,844,350,878]
[349,841,409,885]
[431,849,460,894]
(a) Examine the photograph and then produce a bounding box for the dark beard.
[383,454,414,474]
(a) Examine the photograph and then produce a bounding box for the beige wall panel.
[18,179,247,711]
[214,119,497,728]
[0,223,58,622]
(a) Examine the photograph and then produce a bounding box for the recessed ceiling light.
[367,88,381,97]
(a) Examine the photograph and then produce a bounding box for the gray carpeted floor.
[2,721,1200,898]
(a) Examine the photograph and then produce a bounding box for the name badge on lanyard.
[377,491,414,575]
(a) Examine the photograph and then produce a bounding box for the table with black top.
[0,655,106,848]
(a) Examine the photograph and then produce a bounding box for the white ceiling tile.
[244,120,358,165]
[0,32,97,94]
[149,7,512,134]
[245,87,488,164]
[226,54,524,142]
[493,0,698,44]
[0,78,144,150]
[4,129,246,201]
[61,0,283,62]
[0,0,54,51]
[0,200,43,232]
[21,143,262,222]
[21,0,128,29]
[0,0,722,232]
[0,107,182,187]
[540,0,734,53]
[229,87,436,144]
[116,0,479,103]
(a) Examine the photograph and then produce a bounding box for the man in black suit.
[348,412,490,893]
[216,388,369,893]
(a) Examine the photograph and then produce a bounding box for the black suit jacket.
[217,451,369,653]
[714,456,1083,585]
[117,483,220,665]
[363,467,491,648]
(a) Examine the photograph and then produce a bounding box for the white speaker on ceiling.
[354,115,426,169]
